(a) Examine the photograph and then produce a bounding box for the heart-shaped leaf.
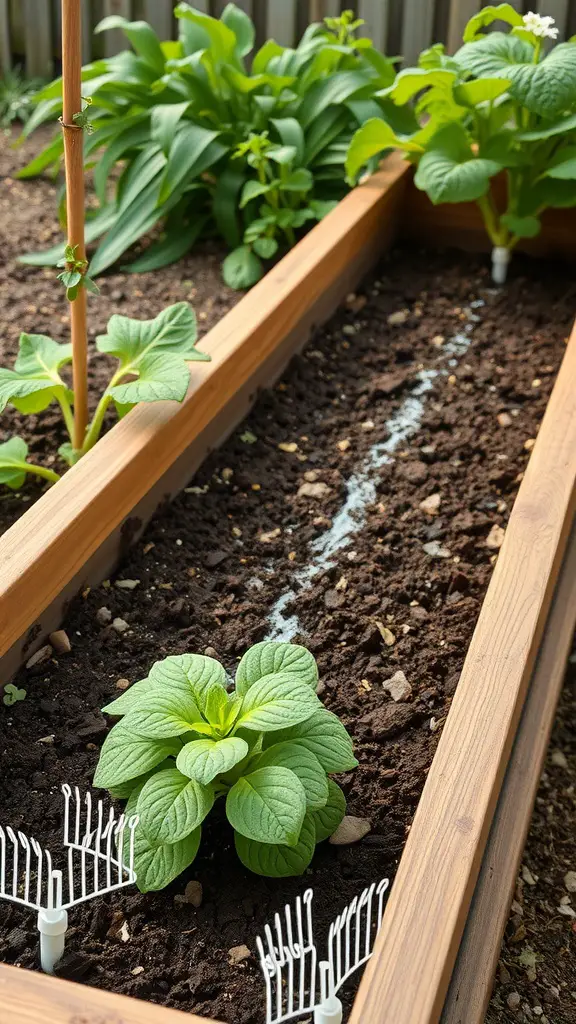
[0,438,33,490]
[133,826,202,892]
[235,673,320,732]
[0,334,72,414]
[251,742,328,810]
[137,768,214,844]
[263,709,358,773]
[123,691,204,739]
[94,723,180,789]
[414,123,501,204]
[236,641,319,696]
[234,813,316,877]
[226,766,306,846]
[103,654,227,717]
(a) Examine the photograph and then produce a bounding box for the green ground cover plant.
[346,5,576,278]
[94,643,358,888]
[18,5,401,287]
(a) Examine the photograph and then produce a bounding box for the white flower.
[523,11,559,39]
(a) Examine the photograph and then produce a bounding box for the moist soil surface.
[0,239,574,1022]
[0,126,238,534]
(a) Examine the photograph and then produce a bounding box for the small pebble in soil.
[116,678,130,690]
[497,412,512,427]
[550,749,568,768]
[419,493,441,515]
[96,607,112,626]
[111,618,129,634]
[175,881,203,908]
[115,579,140,590]
[25,645,52,669]
[507,992,522,1011]
[387,310,408,325]
[423,541,452,559]
[329,816,371,845]
[228,944,251,965]
[564,871,576,892]
[298,481,331,499]
[382,670,412,702]
[49,630,71,654]
[486,524,505,550]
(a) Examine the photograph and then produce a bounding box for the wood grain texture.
[538,0,569,37]
[447,0,480,51]
[103,0,132,55]
[402,174,576,257]
[144,0,173,39]
[266,0,298,43]
[349,318,576,1024]
[441,520,576,1024]
[358,0,389,49]
[0,0,10,72]
[0,965,216,1024]
[24,0,52,77]
[401,0,435,64]
[0,154,410,667]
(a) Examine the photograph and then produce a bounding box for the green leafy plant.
[3,683,27,706]
[0,302,209,484]
[346,5,576,279]
[18,5,400,287]
[93,642,357,889]
[0,67,43,130]
[57,243,100,300]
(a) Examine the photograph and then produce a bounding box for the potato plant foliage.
[94,643,357,889]
[19,5,400,287]
[347,5,576,252]
[0,302,208,488]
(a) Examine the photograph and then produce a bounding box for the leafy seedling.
[94,641,358,890]
[57,243,100,301]
[3,684,27,706]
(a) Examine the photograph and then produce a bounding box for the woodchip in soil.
[0,244,573,1022]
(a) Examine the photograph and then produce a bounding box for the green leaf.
[385,68,457,105]
[19,206,118,268]
[151,102,190,154]
[455,33,533,80]
[103,653,227,717]
[271,118,305,163]
[283,168,314,192]
[0,438,32,490]
[96,16,166,76]
[240,179,274,209]
[94,722,180,788]
[267,145,297,166]
[89,178,170,276]
[252,742,328,810]
[312,778,346,841]
[177,737,249,784]
[453,78,511,107]
[93,119,151,205]
[175,5,237,63]
[252,39,285,75]
[226,766,306,845]
[213,166,245,248]
[463,4,523,42]
[234,812,316,876]
[137,768,214,844]
[110,352,192,405]
[299,71,373,130]
[133,826,201,892]
[108,759,175,800]
[221,2,255,57]
[518,112,576,140]
[123,691,204,739]
[0,334,72,415]
[346,117,419,181]
[3,683,27,706]
[252,237,278,259]
[501,213,541,238]
[125,213,208,273]
[545,147,576,179]
[414,123,501,204]
[15,134,64,179]
[159,123,227,206]
[235,673,320,732]
[222,246,263,289]
[236,641,319,696]
[263,709,358,773]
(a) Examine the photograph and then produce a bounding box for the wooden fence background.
[1,0,575,79]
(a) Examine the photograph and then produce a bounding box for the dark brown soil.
[0,236,574,1022]
[0,126,238,533]
[486,664,576,1024]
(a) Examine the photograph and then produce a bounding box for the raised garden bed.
[1,152,576,1024]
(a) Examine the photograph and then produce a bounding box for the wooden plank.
[24,0,53,77]
[103,0,132,56]
[538,0,569,38]
[0,964,216,1024]
[213,0,252,14]
[349,315,576,1024]
[401,0,435,65]
[143,0,173,39]
[358,0,389,50]
[266,0,298,44]
[0,0,10,73]
[442,520,576,1024]
[447,0,481,52]
[0,155,410,670]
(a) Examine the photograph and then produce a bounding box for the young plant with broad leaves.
[93,643,357,889]
[346,5,576,281]
[18,5,401,287]
[0,302,208,488]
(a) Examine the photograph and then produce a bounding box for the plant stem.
[61,0,89,451]
[80,368,124,454]
[477,190,507,247]
[19,462,61,485]
[55,390,76,442]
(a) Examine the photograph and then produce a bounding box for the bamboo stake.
[61,0,88,451]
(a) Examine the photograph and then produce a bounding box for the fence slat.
[143,0,172,39]
[0,0,10,72]
[359,0,389,51]
[24,0,53,77]
[266,0,298,44]
[538,0,569,38]
[103,0,132,56]
[401,0,435,64]
[447,0,480,52]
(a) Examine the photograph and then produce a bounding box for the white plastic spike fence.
[257,877,390,1024]
[0,784,138,973]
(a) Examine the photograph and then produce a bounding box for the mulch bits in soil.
[0,244,575,1023]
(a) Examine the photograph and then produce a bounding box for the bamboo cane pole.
[61,0,88,451]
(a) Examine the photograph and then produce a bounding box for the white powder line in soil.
[265,311,482,644]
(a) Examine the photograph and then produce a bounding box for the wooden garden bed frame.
[1,153,576,1023]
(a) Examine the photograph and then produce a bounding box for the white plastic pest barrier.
[0,784,138,973]
[256,878,389,1024]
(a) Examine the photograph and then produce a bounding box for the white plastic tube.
[314,996,343,1024]
[492,246,511,284]
[38,907,68,974]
